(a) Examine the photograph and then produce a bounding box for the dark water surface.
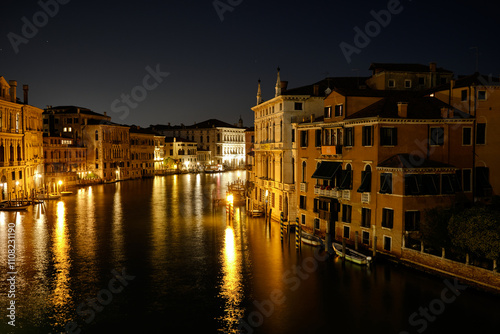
[0,172,499,333]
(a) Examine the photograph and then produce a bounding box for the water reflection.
[218,208,245,333]
[50,201,73,327]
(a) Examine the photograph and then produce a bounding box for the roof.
[281,77,367,97]
[86,119,128,127]
[369,63,453,74]
[44,106,108,118]
[150,118,242,131]
[344,95,471,120]
[377,154,456,169]
[453,72,500,88]
[129,126,157,135]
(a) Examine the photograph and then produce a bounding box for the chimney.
[103,111,107,116]
[313,84,319,96]
[280,81,288,91]
[429,62,437,72]
[397,102,408,118]
[23,85,29,104]
[8,80,17,103]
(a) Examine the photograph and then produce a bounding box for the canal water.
[0,171,499,333]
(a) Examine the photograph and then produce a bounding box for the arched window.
[95,148,99,160]
[95,130,99,141]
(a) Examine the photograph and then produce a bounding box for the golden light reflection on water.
[219,222,245,333]
[51,201,73,326]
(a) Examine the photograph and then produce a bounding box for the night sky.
[1,0,499,128]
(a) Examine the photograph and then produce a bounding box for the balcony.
[300,182,307,193]
[284,183,295,192]
[361,192,371,204]
[342,190,351,201]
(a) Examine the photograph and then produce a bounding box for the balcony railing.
[361,192,371,204]
[300,182,307,193]
[342,190,351,201]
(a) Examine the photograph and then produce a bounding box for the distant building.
[150,118,245,168]
[0,77,43,200]
[164,137,198,171]
[43,136,87,190]
[129,126,156,178]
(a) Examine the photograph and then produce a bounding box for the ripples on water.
[0,172,499,334]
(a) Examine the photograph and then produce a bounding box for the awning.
[337,170,352,190]
[311,161,342,180]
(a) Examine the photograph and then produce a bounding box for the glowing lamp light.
[227,193,234,204]
[58,180,63,186]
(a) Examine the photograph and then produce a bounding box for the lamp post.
[15,181,19,202]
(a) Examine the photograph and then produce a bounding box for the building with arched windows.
[0,77,43,200]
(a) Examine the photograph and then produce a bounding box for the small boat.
[301,231,324,247]
[0,201,29,211]
[37,193,61,200]
[60,191,73,196]
[332,242,372,266]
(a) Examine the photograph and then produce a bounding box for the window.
[405,211,420,231]
[95,130,99,141]
[380,127,397,146]
[382,208,394,229]
[315,129,321,147]
[388,79,395,88]
[313,198,319,213]
[478,90,486,101]
[418,77,425,86]
[357,167,371,193]
[11,171,15,180]
[362,126,373,146]
[63,127,67,132]
[334,104,343,117]
[342,204,352,223]
[461,89,468,101]
[343,226,350,239]
[462,127,472,146]
[430,127,444,146]
[301,161,307,182]
[18,171,22,179]
[291,129,295,143]
[361,208,371,228]
[295,102,303,110]
[314,218,320,230]
[95,148,99,160]
[301,214,306,225]
[324,106,332,118]
[380,173,392,194]
[344,127,354,147]
[272,193,275,208]
[338,164,352,190]
[404,79,412,88]
[362,231,370,245]
[476,123,486,144]
[300,131,308,147]
[384,236,392,251]
[299,195,306,210]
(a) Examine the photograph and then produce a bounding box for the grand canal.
[1,171,499,333]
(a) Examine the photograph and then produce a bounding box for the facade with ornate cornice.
[0,77,43,200]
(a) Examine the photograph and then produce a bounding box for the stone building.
[164,137,198,171]
[129,126,156,178]
[0,77,43,200]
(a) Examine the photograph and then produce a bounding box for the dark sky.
[1,0,499,128]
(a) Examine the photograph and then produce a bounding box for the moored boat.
[60,191,73,196]
[332,242,372,265]
[301,231,324,247]
[37,193,61,200]
[0,201,30,211]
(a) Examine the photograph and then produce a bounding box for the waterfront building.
[129,126,156,178]
[42,136,87,190]
[433,73,500,200]
[154,135,166,173]
[164,137,198,171]
[251,69,335,221]
[84,119,131,182]
[0,77,44,200]
[150,118,246,168]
